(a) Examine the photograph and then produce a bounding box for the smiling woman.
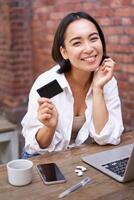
[21,12,124,158]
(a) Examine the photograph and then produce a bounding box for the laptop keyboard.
[102,157,129,177]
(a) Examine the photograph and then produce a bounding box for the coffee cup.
[7,159,33,186]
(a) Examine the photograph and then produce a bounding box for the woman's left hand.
[92,57,116,89]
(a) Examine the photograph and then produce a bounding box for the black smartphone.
[36,163,66,184]
[37,79,63,98]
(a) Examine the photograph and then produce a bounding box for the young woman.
[21,12,124,158]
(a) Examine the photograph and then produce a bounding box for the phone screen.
[36,163,66,184]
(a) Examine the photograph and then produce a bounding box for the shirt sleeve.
[21,79,63,154]
[89,77,124,145]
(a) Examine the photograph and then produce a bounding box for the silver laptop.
[82,144,134,182]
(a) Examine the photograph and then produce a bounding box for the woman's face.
[60,19,103,72]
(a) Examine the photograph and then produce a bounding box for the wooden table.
[0,132,134,200]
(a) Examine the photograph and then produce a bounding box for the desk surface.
[0,132,134,200]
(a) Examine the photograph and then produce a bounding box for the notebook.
[82,143,134,182]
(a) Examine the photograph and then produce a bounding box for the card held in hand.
[37,79,63,98]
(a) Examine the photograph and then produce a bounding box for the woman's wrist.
[92,86,103,95]
[35,125,56,148]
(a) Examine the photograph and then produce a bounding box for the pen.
[58,177,91,198]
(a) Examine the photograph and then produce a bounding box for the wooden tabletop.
[0,132,134,200]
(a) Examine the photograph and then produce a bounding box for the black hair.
[52,11,107,73]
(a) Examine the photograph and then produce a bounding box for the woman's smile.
[81,55,97,63]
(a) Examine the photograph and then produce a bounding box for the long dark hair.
[52,11,107,73]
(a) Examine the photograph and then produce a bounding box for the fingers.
[38,97,52,106]
[40,107,53,117]
[101,58,116,72]
[101,57,116,68]
[37,98,54,119]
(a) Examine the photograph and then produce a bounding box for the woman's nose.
[83,42,94,53]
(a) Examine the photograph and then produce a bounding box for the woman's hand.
[37,98,58,128]
[93,57,116,90]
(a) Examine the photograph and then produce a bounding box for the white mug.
[7,159,33,186]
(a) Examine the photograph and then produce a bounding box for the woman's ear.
[60,46,68,60]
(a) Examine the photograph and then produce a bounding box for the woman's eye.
[72,41,81,46]
[90,37,99,42]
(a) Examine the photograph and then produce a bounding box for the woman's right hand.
[37,98,58,128]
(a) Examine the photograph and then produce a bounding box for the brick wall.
[0,1,10,105]
[0,0,33,122]
[0,0,134,131]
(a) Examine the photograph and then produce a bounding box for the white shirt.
[21,65,124,154]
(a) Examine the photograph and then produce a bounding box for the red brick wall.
[0,1,10,104]
[0,0,33,121]
[0,0,134,131]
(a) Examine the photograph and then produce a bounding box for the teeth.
[83,57,96,62]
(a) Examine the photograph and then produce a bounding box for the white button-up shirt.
[21,65,124,154]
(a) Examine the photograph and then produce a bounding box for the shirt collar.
[55,68,72,94]
[55,65,93,96]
